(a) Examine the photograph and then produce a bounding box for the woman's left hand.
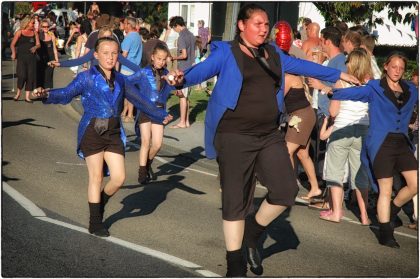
[340,72,361,86]
[30,46,37,53]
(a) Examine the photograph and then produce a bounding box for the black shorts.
[80,118,125,157]
[138,113,162,125]
[214,130,299,221]
[373,133,417,179]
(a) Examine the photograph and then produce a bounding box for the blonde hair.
[346,48,373,82]
[20,15,33,30]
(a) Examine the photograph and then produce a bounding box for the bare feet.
[299,189,323,201]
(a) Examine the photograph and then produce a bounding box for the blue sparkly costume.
[43,66,168,159]
[126,65,172,137]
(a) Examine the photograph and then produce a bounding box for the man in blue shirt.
[307,26,347,198]
[309,26,347,117]
[120,16,142,122]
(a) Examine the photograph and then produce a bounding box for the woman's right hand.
[163,114,173,125]
[32,87,49,98]
[48,61,60,68]
[11,53,16,60]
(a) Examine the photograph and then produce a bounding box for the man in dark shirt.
[169,16,196,129]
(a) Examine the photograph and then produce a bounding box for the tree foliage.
[14,2,32,16]
[131,2,168,24]
[313,2,417,27]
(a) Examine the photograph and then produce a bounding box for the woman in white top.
[162,18,179,71]
[320,48,372,225]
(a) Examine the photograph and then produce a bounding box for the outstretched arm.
[331,84,372,103]
[58,49,94,67]
[124,81,170,124]
[118,54,141,73]
[40,73,86,104]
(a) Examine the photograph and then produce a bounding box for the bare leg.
[255,199,287,226]
[355,188,370,225]
[394,170,418,207]
[25,90,31,102]
[103,151,126,195]
[223,220,245,251]
[179,96,188,127]
[149,123,164,159]
[139,121,152,166]
[85,152,105,203]
[297,142,322,197]
[377,177,393,223]
[127,101,134,119]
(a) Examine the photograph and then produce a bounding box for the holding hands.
[163,114,173,125]
[48,61,60,68]
[31,87,50,99]
[162,69,184,86]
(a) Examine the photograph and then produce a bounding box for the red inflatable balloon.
[273,21,292,52]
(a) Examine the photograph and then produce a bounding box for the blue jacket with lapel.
[183,40,342,159]
[332,79,418,191]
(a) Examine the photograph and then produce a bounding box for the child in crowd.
[126,43,173,184]
[33,37,172,237]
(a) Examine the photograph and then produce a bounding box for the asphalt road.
[1,58,418,277]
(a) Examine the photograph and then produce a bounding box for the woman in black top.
[37,19,59,88]
[272,20,321,201]
[10,15,40,103]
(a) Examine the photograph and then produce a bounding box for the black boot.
[378,222,399,248]
[88,202,110,237]
[147,158,157,181]
[226,249,247,277]
[390,201,402,228]
[244,216,265,275]
[138,166,149,184]
[100,190,112,218]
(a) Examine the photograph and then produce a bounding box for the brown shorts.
[214,130,299,221]
[285,105,316,146]
[373,133,417,179]
[79,118,125,157]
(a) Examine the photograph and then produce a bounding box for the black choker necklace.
[237,36,265,58]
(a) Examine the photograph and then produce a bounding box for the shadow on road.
[2,118,54,129]
[104,175,205,229]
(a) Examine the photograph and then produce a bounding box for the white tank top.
[333,81,369,128]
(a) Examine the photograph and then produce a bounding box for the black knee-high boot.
[147,158,157,180]
[100,190,112,218]
[244,216,266,275]
[390,200,402,228]
[138,166,149,184]
[88,202,110,237]
[378,222,399,248]
[226,249,247,277]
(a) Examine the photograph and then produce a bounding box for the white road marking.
[2,182,221,277]
[56,161,86,166]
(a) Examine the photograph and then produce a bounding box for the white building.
[298,2,417,46]
[167,2,213,36]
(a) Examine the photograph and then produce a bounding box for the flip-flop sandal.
[319,215,340,223]
[170,124,187,129]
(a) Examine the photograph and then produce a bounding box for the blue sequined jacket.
[43,66,168,158]
[126,65,172,136]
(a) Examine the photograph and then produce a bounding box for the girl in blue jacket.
[34,37,172,237]
[126,43,173,184]
[331,51,418,248]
